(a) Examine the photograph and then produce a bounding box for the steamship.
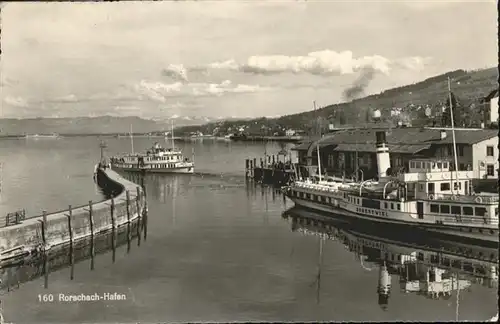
[283,130,499,244]
[109,142,195,174]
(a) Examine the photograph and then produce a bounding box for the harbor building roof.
[292,128,498,153]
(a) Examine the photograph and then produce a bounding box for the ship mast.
[171,120,175,150]
[448,77,459,195]
[129,124,134,154]
[314,100,322,182]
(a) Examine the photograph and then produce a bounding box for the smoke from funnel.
[342,67,376,101]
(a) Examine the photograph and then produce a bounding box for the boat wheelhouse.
[110,142,194,174]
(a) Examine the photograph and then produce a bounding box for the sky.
[0,0,497,120]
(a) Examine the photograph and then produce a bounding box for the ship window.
[451,205,461,215]
[312,195,316,201]
[440,183,451,191]
[437,162,442,169]
[443,162,448,169]
[391,203,394,209]
[463,206,474,216]
[397,204,400,210]
[410,161,415,168]
[495,208,498,216]
[415,161,421,168]
[384,202,388,209]
[430,204,439,213]
[440,205,450,214]
[475,207,487,217]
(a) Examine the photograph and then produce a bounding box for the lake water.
[0,137,497,323]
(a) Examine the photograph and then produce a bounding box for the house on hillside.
[292,127,498,182]
[480,89,499,125]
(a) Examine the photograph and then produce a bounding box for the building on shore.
[292,127,498,185]
[480,89,499,126]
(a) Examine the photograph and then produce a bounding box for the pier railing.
[0,209,26,228]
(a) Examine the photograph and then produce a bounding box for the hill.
[176,67,498,136]
[279,67,498,130]
[0,115,216,136]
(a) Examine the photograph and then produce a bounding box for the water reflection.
[282,207,498,319]
[0,219,143,294]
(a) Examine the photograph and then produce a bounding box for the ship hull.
[288,196,499,246]
[110,165,194,174]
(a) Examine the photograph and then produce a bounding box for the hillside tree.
[441,92,463,127]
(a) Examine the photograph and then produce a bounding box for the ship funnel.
[375,131,391,178]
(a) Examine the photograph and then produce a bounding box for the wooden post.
[253,158,257,174]
[41,210,47,246]
[126,190,131,253]
[136,186,141,246]
[89,201,95,270]
[245,159,249,178]
[110,198,116,263]
[67,205,74,280]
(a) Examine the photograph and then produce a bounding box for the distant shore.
[0,134,306,142]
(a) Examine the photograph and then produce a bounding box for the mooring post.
[89,200,95,270]
[126,190,131,253]
[245,159,249,178]
[253,158,257,174]
[136,186,141,246]
[67,205,74,280]
[110,197,116,263]
[41,210,47,246]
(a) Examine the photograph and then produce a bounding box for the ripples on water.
[0,138,497,322]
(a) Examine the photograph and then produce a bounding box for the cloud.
[133,79,271,102]
[193,50,433,76]
[395,56,434,71]
[3,95,29,108]
[161,64,189,82]
[54,94,79,102]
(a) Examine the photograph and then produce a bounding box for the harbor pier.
[245,154,295,187]
[0,168,147,268]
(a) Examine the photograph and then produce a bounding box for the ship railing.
[428,193,499,204]
[438,214,499,226]
[292,182,342,194]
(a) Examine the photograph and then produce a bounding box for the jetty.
[0,168,148,268]
[245,152,296,187]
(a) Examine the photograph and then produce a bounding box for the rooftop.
[292,127,498,152]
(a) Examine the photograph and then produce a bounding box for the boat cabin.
[397,158,474,200]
